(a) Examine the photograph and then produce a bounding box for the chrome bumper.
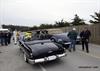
[64,42,71,45]
[28,53,67,64]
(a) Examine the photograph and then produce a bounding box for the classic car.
[19,39,66,64]
[51,33,71,49]
[51,32,81,49]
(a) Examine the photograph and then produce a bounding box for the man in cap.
[68,28,78,52]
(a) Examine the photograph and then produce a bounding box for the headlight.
[77,36,80,39]
[58,39,63,42]
[30,53,33,58]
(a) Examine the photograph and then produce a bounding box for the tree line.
[2,24,30,31]
[29,11,100,30]
[2,11,100,31]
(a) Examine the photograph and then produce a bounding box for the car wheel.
[63,44,70,49]
[24,53,28,63]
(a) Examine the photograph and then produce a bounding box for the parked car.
[19,39,66,64]
[76,34,81,44]
[51,33,70,49]
[51,32,81,49]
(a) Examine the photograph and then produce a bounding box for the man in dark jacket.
[80,27,91,53]
[0,31,4,46]
[0,31,2,45]
[4,32,8,46]
[7,31,12,44]
[68,28,78,52]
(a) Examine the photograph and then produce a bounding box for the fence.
[47,24,100,44]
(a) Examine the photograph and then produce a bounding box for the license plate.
[48,56,56,61]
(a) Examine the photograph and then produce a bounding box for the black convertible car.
[19,39,66,64]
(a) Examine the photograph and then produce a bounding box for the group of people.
[35,30,50,39]
[12,30,50,43]
[68,27,91,53]
[0,31,12,46]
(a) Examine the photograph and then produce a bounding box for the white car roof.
[0,29,9,32]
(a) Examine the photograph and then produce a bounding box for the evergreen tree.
[71,14,86,26]
[89,11,100,24]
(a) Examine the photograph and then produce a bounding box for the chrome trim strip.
[28,53,67,64]
[64,42,71,44]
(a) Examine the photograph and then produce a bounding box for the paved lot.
[0,42,100,71]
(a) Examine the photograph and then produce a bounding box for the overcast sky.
[0,0,100,27]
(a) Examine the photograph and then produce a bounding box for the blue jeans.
[0,37,4,45]
[69,39,76,51]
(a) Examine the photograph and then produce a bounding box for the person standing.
[13,30,17,45]
[0,31,2,45]
[80,27,91,53]
[4,31,8,46]
[68,28,78,52]
[0,31,4,46]
[7,31,12,44]
[35,30,40,39]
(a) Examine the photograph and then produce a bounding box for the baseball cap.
[73,28,76,30]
